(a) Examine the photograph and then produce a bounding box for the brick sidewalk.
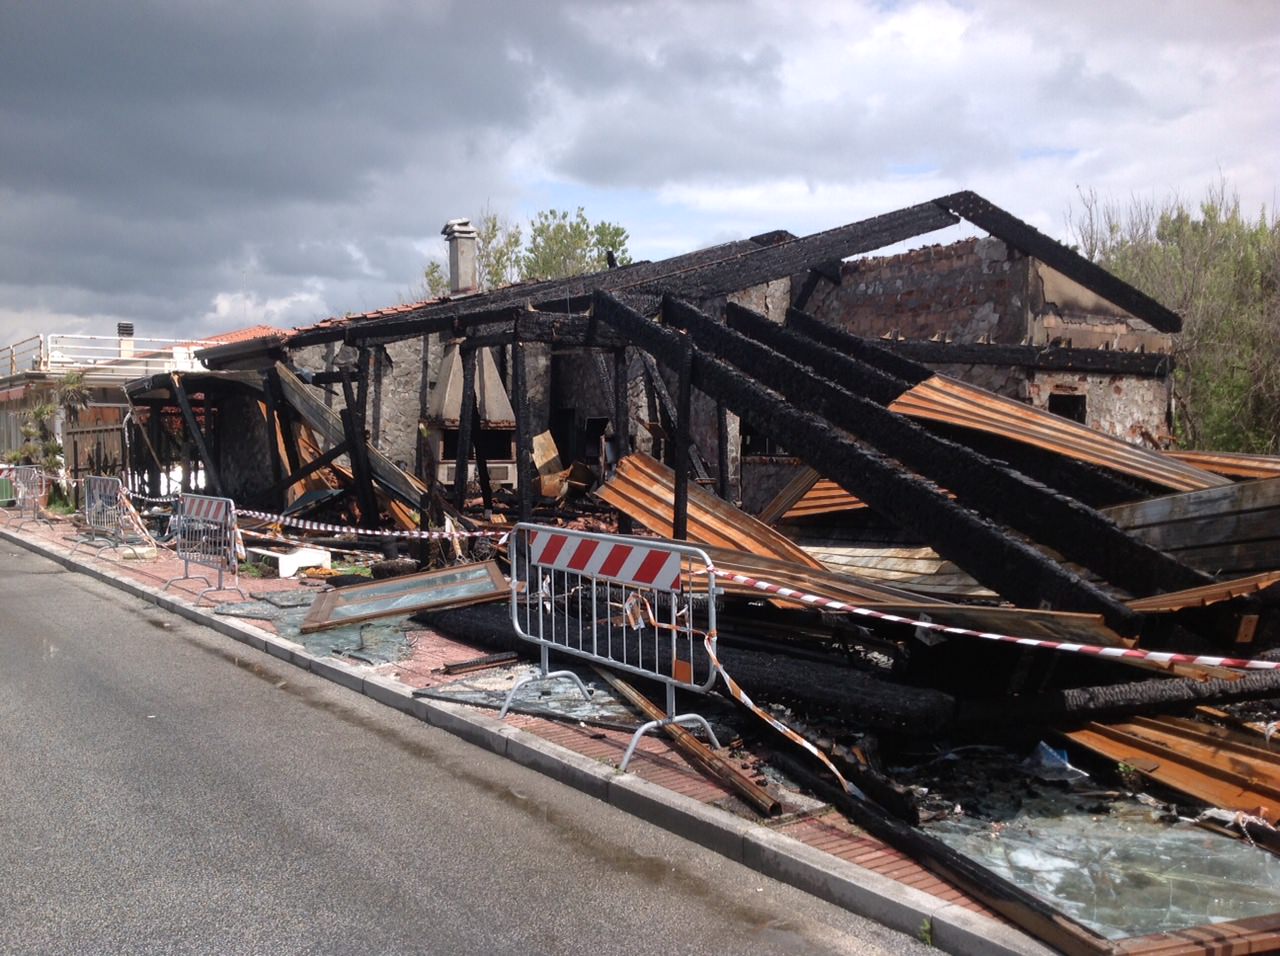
[8,513,997,924]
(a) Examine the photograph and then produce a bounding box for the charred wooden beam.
[355,347,371,432]
[881,338,1173,378]
[511,333,534,522]
[637,351,711,482]
[340,406,378,527]
[716,402,730,500]
[453,346,478,511]
[613,347,633,534]
[258,372,284,490]
[264,440,349,498]
[672,340,693,540]
[717,302,1210,597]
[169,374,225,498]
[784,307,931,388]
[621,202,958,304]
[957,667,1280,728]
[594,291,1141,633]
[146,407,162,497]
[470,400,494,512]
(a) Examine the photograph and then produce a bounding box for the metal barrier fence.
[70,475,152,558]
[3,466,50,529]
[502,523,721,769]
[163,493,247,603]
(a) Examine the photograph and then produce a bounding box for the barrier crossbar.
[502,524,722,768]
[163,493,248,604]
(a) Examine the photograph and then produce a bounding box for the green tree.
[1068,181,1280,453]
[521,207,631,281]
[421,206,630,296]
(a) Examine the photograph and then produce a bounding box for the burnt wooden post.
[146,407,162,497]
[415,490,431,567]
[355,346,371,431]
[511,333,534,523]
[340,406,378,528]
[171,375,224,498]
[259,371,285,496]
[453,345,478,511]
[471,402,494,513]
[613,346,633,534]
[672,341,693,540]
[416,332,431,477]
[323,342,336,409]
[716,402,730,501]
[370,346,384,448]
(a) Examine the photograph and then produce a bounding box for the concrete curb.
[1,526,1050,956]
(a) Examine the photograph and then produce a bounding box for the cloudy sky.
[1,0,1276,344]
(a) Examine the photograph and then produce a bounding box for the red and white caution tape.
[704,564,1280,673]
[235,508,509,542]
[124,490,181,504]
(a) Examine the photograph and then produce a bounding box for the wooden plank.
[1105,476,1280,530]
[757,466,820,525]
[1118,508,1280,553]
[1152,539,1280,578]
[591,666,780,817]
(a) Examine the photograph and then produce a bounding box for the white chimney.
[441,218,479,295]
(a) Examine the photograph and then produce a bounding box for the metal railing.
[163,493,248,604]
[1,334,206,382]
[502,524,722,769]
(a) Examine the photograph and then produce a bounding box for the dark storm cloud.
[0,0,615,336]
[0,0,1274,342]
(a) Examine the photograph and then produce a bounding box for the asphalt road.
[0,546,934,956]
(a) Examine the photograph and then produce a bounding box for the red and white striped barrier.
[526,527,685,592]
[705,565,1280,673]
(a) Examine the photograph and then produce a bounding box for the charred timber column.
[512,332,534,522]
[355,346,371,432]
[341,406,378,528]
[146,407,162,498]
[613,347,633,534]
[453,345,478,511]
[672,341,693,540]
[716,402,730,501]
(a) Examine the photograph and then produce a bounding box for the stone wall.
[1027,371,1173,444]
[216,392,275,507]
[803,237,1176,445]
[804,237,1028,344]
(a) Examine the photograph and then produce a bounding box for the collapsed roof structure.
[106,190,1280,951]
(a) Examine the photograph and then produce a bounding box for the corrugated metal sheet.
[889,375,1228,493]
[596,453,824,569]
[784,479,867,519]
[1164,449,1280,480]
